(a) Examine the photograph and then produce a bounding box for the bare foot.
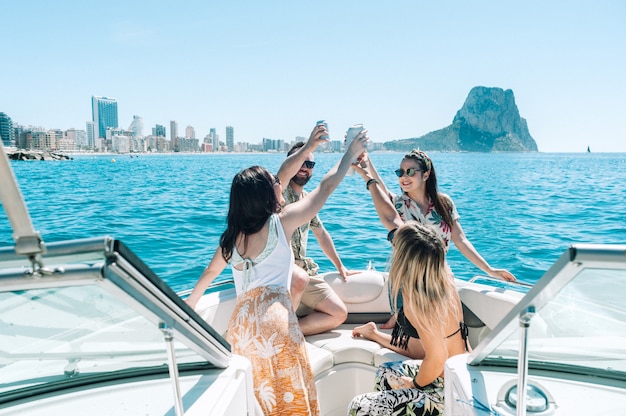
[352,322,379,339]
[379,314,397,329]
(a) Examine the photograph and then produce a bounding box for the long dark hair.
[404,150,454,228]
[220,166,280,262]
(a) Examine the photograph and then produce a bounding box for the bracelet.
[412,377,424,389]
[366,178,379,190]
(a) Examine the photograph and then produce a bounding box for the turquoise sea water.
[2,152,625,292]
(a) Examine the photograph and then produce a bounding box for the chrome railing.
[0,142,45,271]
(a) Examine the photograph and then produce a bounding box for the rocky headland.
[384,86,538,152]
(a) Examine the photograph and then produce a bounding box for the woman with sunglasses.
[185,123,369,415]
[351,149,516,357]
[357,149,516,282]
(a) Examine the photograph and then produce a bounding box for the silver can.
[345,124,364,176]
[316,120,329,140]
[345,124,364,149]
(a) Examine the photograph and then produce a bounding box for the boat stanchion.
[516,306,535,416]
[160,322,185,416]
[0,140,46,274]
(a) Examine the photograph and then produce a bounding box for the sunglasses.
[394,168,422,177]
[303,160,316,169]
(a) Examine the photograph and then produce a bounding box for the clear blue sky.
[2,1,625,152]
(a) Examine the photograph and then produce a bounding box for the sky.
[2,1,625,152]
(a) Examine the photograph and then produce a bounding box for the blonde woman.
[354,149,515,338]
[348,221,469,416]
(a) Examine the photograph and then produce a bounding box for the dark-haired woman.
[359,149,515,283]
[352,150,515,357]
[185,124,368,416]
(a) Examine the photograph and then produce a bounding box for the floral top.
[283,184,322,275]
[391,192,459,252]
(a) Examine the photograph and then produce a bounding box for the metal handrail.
[0,142,45,268]
[468,274,534,288]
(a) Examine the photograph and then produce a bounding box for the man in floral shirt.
[282,142,354,336]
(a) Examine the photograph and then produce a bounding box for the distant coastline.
[7,148,622,162]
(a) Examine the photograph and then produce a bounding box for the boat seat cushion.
[306,325,413,377]
[306,342,334,375]
[322,271,385,304]
[307,327,383,365]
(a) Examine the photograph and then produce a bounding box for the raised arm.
[359,152,393,199]
[280,130,368,237]
[353,153,403,232]
[185,246,229,308]
[275,123,328,186]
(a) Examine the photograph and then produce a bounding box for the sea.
[2,151,625,293]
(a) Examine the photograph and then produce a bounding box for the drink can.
[316,120,329,140]
[345,124,364,149]
[345,124,364,176]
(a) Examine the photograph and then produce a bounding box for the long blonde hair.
[389,221,461,335]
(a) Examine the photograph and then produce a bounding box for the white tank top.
[231,214,294,295]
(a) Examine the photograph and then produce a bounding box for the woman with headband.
[352,149,516,358]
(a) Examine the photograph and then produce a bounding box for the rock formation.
[384,86,538,152]
[7,150,73,161]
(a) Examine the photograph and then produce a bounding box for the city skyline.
[2,108,315,146]
[1,1,625,152]
[2,97,335,146]
[1,108,362,153]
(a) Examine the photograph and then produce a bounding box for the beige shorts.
[296,274,335,317]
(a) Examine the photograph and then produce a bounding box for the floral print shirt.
[391,193,459,252]
[283,184,322,275]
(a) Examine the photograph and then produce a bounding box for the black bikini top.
[390,307,469,351]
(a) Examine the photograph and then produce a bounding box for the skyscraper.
[225,126,234,152]
[210,128,217,152]
[86,121,95,148]
[170,121,178,141]
[91,96,118,139]
[128,116,144,137]
[0,112,15,147]
[185,125,195,139]
[153,124,166,137]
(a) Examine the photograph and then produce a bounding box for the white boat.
[2,142,626,415]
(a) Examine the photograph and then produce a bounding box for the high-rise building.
[0,112,15,147]
[170,121,178,141]
[91,96,118,139]
[128,116,144,137]
[225,126,234,152]
[86,121,95,148]
[185,125,195,139]
[13,125,25,148]
[210,128,217,152]
[153,124,166,137]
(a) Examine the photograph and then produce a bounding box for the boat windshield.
[0,237,230,404]
[469,244,626,381]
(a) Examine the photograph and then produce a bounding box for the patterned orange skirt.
[226,285,319,416]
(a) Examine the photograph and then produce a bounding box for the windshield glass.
[0,238,229,402]
[474,246,626,380]
[0,284,205,394]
